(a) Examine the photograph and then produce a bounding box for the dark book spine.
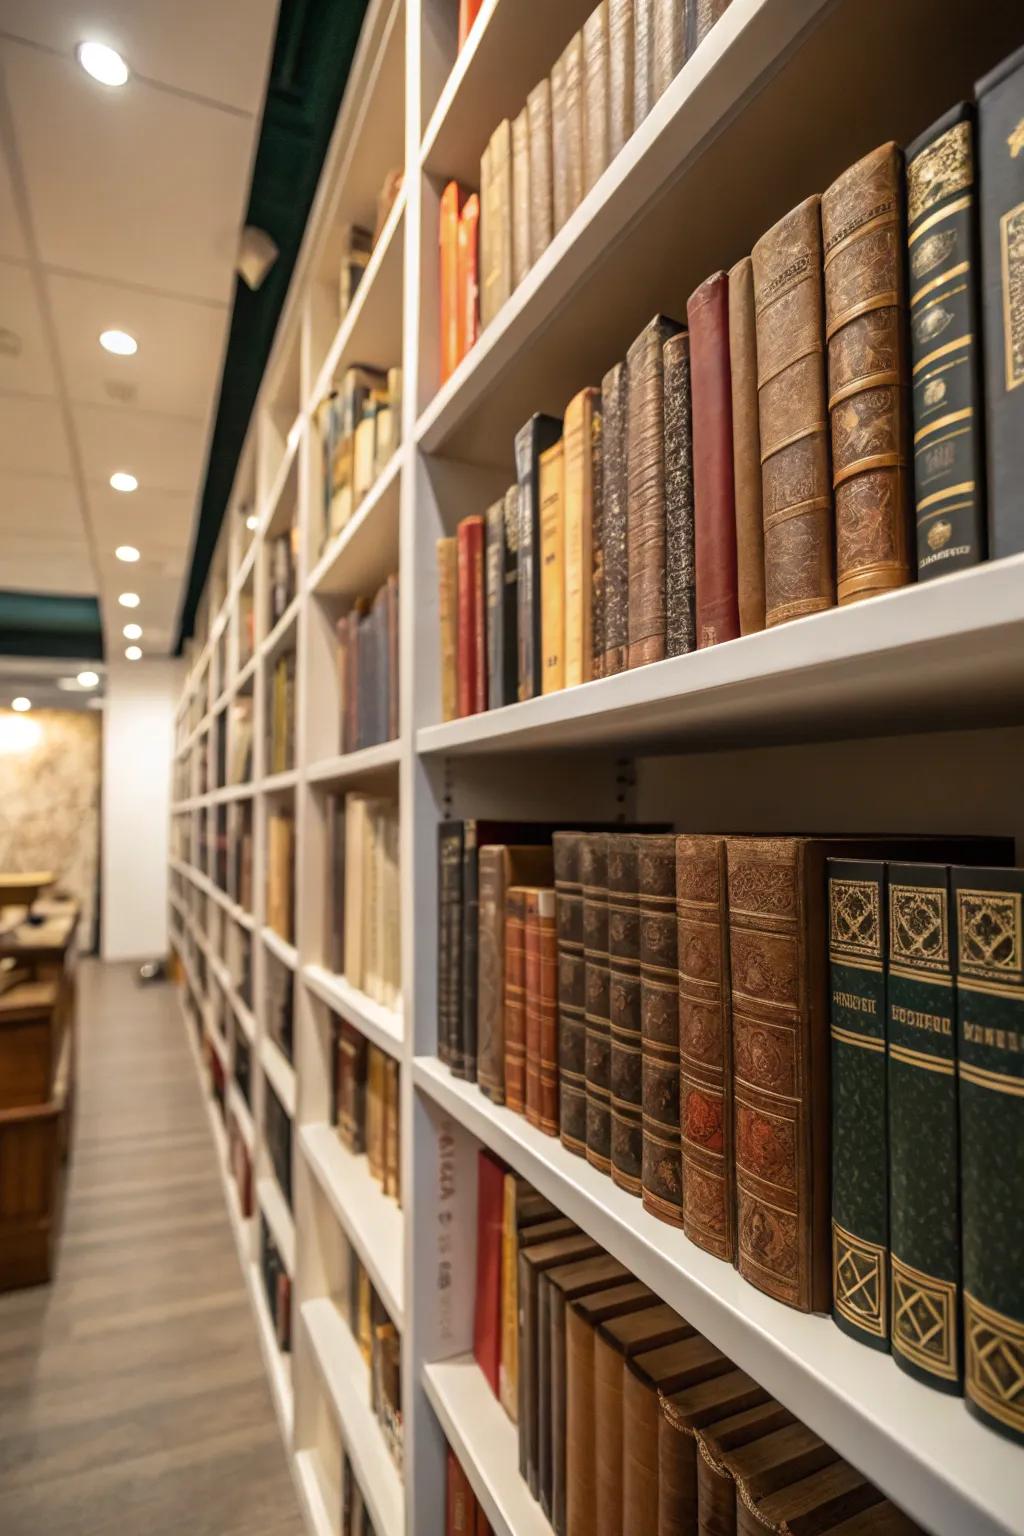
[978,46,1024,558]
[609,834,643,1194]
[502,486,519,703]
[516,414,562,700]
[663,331,695,656]
[687,272,740,647]
[555,832,587,1156]
[828,859,890,1352]
[460,821,481,1081]
[518,1250,535,1483]
[954,865,1024,1444]
[537,1276,553,1507]
[601,362,629,676]
[582,834,612,1173]
[590,407,606,680]
[627,315,682,669]
[639,835,682,1226]
[438,823,464,1067]
[505,888,528,1113]
[387,573,399,743]
[888,862,961,1393]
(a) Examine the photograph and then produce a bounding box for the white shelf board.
[306,738,401,787]
[413,1057,1021,1536]
[307,449,403,602]
[310,188,406,411]
[205,1019,229,1073]
[227,1081,255,1152]
[261,1033,297,1118]
[261,417,302,537]
[417,555,1024,758]
[302,964,404,1061]
[250,1258,295,1442]
[229,988,257,1044]
[301,1122,404,1328]
[302,1298,404,1536]
[422,1355,550,1536]
[263,768,300,794]
[262,595,301,663]
[212,781,256,804]
[257,1175,296,1277]
[262,925,299,971]
[294,1450,337,1536]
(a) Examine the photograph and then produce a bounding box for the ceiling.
[0,0,279,659]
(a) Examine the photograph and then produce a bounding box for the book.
[582,833,613,1172]
[383,1055,400,1200]
[627,316,682,668]
[446,1446,476,1534]
[440,182,463,384]
[474,1148,506,1397]
[478,844,555,1104]
[338,222,372,320]
[713,1421,838,1530]
[484,493,516,711]
[727,257,765,635]
[623,1335,731,1536]
[740,1457,880,1536]
[266,810,294,942]
[693,1401,799,1536]
[552,32,584,234]
[554,832,587,1156]
[457,192,480,364]
[515,414,563,700]
[519,1231,601,1490]
[608,0,635,159]
[906,104,986,577]
[687,272,740,647]
[456,514,486,718]
[481,121,512,328]
[978,45,1024,557]
[663,330,696,657]
[500,1176,560,1418]
[505,887,528,1112]
[527,79,554,266]
[457,0,483,48]
[634,0,654,127]
[524,886,558,1133]
[652,0,684,101]
[582,3,610,195]
[751,195,835,629]
[366,1045,386,1184]
[512,108,531,289]
[954,864,1024,1444]
[822,143,912,604]
[564,387,601,687]
[609,834,644,1193]
[540,437,566,694]
[334,1019,367,1150]
[438,823,463,1065]
[639,835,682,1225]
[657,1369,770,1536]
[601,359,630,675]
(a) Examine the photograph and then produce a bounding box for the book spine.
[479,140,493,330]
[472,523,486,715]
[609,834,644,1194]
[456,518,482,718]
[438,824,464,1067]
[583,834,613,1173]
[564,32,585,226]
[627,315,681,668]
[518,1250,535,1484]
[384,1056,400,1199]
[822,142,912,604]
[525,888,544,1126]
[906,106,985,576]
[555,833,587,1156]
[483,120,513,326]
[551,52,568,235]
[979,52,1024,557]
[634,0,653,127]
[608,0,635,158]
[601,360,630,675]
[888,862,961,1392]
[538,888,559,1133]
[517,415,561,701]
[537,1275,554,1507]
[499,1172,519,1418]
[582,2,610,196]
[477,846,507,1104]
[728,257,766,635]
[474,1149,506,1396]
[564,388,599,687]
[677,835,735,1262]
[459,822,481,1082]
[458,193,480,363]
[527,80,553,266]
[504,888,528,1113]
[639,835,682,1225]
[828,859,889,1351]
[652,0,684,101]
[485,499,505,712]
[663,331,696,656]
[687,272,740,648]
[540,438,566,694]
[512,107,531,289]
[589,402,606,680]
[954,864,1024,1443]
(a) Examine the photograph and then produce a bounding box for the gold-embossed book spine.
[609,834,644,1194]
[639,835,683,1225]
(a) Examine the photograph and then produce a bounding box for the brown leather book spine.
[555,833,587,1156]
[582,2,610,195]
[504,887,528,1113]
[653,0,684,101]
[477,846,507,1104]
[677,835,735,1262]
[728,258,765,634]
[609,834,643,1193]
[623,1365,663,1536]
[524,888,544,1127]
[737,1458,880,1536]
[527,80,553,265]
[524,887,559,1133]
[590,398,606,680]
[664,331,696,656]
[582,834,613,1173]
[657,1371,771,1536]
[566,1306,598,1536]
[639,835,682,1225]
[687,273,740,647]
[627,315,682,668]
[438,537,458,722]
[751,196,835,628]
[608,0,635,158]
[822,142,911,604]
[695,1401,795,1536]
[512,107,531,289]
[601,360,630,675]
[384,1056,400,1199]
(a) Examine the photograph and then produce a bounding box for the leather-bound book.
[608,0,635,159]
[657,1369,770,1536]
[439,822,464,1066]
[516,413,563,701]
[478,845,555,1105]
[639,834,682,1225]
[474,1149,506,1397]
[737,1459,881,1536]
[384,1056,400,1199]
[688,273,740,647]
[677,835,735,1261]
[482,120,513,329]
[954,865,1024,1444]
[461,821,483,1080]
[601,360,630,675]
[977,45,1024,557]
[540,437,566,694]
[500,1184,562,1420]
[663,331,696,656]
[822,142,912,604]
[582,3,610,195]
[828,859,890,1352]
[594,1305,692,1536]
[446,1445,476,1534]
[609,833,644,1193]
[628,315,683,668]
[440,181,464,384]
[512,107,531,289]
[634,0,654,127]
[524,887,558,1132]
[829,1505,926,1536]
[693,1403,798,1536]
[437,537,458,723]
[554,832,587,1156]
[751,197,834,629]
[456,514,485,718]
[527,79,554,265]
[719,1423,838,1526]
[552,33,585,234]
[583,832,614,1171]
[652,0,684,101]
[567,1281,659,1536]
[504,886,529,1110]
[589,395,606,679]
[727,258,765,634]
[905,104,986,576]
[687,0,732,50]
[458,193,480,363]
[478,141,493,330]
[624,1336,732,1536]
[519,1232,601,1490]
[564,387,601,686]
[485,490,517,710]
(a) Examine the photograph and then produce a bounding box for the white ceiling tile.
[0,136,27,260]
[3,543,96,595]
[0,260,58,396]
[0,471,82,531]
[0,397,72,476]
[74,402,207,495]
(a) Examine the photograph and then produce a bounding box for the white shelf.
[251,1258,295,1442]
[229,988,257,1044]
[227,1081,255,1152]
[257,1175,296,1277]
[310,189,406,412]
[306,738,402,787]
[262,925,298,971]
[422,1356,549,1536]
[302,964,403,1061]
[263,595,300,662]
[307,449,403,602]
[301,1122,404,1328]
[263,768,300,794]
[302,1298,405,1536]
[294,1450,337,1536]
[261,1033,297,1118]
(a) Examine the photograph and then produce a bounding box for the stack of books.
[335,573,399,753]
[315,365,403,556]
[325,793,401,1009]
[331,1017,401,1204]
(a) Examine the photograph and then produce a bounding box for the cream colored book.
[511,107,531,288]
[343,794,367,989]
[564,387,600,686]
[539,437,565,694]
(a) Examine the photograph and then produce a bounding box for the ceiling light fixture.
[11,697,31,712]
[122,623,142,640]
[125,646,142,661]
[115,545,140,563]
[77,41,129,87]
[110,471,137,493]
[76,671,100,688]
[100,329,137,356]
[118,592,140,609]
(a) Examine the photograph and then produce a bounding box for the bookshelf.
[168,2,1024,1535]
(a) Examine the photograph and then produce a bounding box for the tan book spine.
[367,1044,384,1183]
[551,52,569,234]
[383,1056,400,1199]
[539,438,566,694]
[504,887,529,1113]
[527,80,553,265]
[634,0,654,127]
[563,387,599,687]
[652,0,684,101]
[582,2,610,195]
[563,32,585,226]
[479,140,493,329]
[608,0,635,158]
[437,538,458,722]
[343,796,365,988]
[728,257,766,634]
[485,120,513,324]
[499,1172,519,1418]
[512,107,531,288]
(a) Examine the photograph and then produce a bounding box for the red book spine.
[473,1148,506,1397]
[458,194,481,365]
[456,516,484,717]
[440,181,465,384]
[446,1447,478,1533]
[458,0,484,49]
[687,271,740,648]
[472,518,487,715]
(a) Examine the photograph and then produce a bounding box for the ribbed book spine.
[477,846,507,1104]
[589,400,606,680]
[564,387,600,687]
[511,107,531,289]
[525,889,545,1128]
[663,331,696,656]
[516,414,563,702]
[459,821,481,1081]
[627,315,683,669]
[438,823,464,1067]
[504,888,528,1112]
[609,834,644,1194]
[608,0,635,159]
[688,273,740,647]
[728,256,766,635]
[540,438,566,694]
[527,80,554,265]
[582,2,610,195]
[601,361,629,675]
[639,835,682,1225]
[555,833,588,1156]
[582,834,612,1172]
[485,498,507,712]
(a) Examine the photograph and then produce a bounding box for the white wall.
[101,658,183,961]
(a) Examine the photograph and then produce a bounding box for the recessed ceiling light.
[115,545,140,563]
[77,41,129,87]
[245,514,258,531]
[100,329,137,356]
[110,471,137,493]
[118,592,140,609]
[11,696,31,712]
[76,670,100,688]
[122,623,142,640]
[125,645,142,661]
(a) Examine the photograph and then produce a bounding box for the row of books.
[265,1078,292,1211]
[445,1446,492,1536]
[336,573,399,755]
[336,167,403,325]
[439,820,1024,1444]
[472,1157,922,1536]
[267,808,295,943]
[326,792,401,1010]
[331,1016,401,1205]
[440,0,735,384]
[228,799,253,912]
[438,59,1024,720]
[260,1214,292,1354]
[341,1248,403,1471]
[315,364,402,558]
[269,525,298,629]
[227,1110,253,1218]
[268,651,296,775]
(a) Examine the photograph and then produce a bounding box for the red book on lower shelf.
[473,1148,506,1398]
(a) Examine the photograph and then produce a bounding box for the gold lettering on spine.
[1001,202,1024,392]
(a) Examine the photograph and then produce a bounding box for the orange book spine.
[458,0,484,49]
[440,181,464,384]
[457,194,481,364]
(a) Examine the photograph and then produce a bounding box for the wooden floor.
[0,960,304,1536]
